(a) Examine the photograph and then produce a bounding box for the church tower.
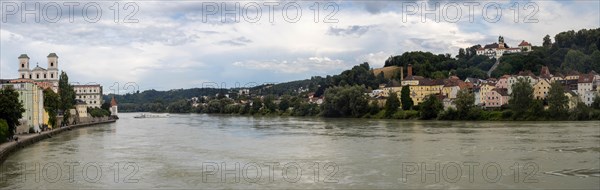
[47,53,59,80]
[18,54,30,79]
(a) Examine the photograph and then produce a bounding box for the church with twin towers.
[17,53,60,91]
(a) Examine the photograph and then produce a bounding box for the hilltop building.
[476,36,532,58]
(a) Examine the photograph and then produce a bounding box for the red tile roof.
[518,40,531,46]
[578,74,594,83]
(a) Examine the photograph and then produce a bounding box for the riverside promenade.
[0,119,117,164]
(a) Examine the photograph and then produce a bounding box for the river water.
[0,113,598,189]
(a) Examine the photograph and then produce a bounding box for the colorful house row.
[0,80,49,133]
[372,64,599,110]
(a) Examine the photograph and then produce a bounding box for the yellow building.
[564,91,579,110]
[380,80,402,97]
[551,73,564,82]
[381,87,402,97]
[410,79,444,105]
[565,71,580,80]
[534,79,551,100]
[0,81,46,133]
[479,83,496,104]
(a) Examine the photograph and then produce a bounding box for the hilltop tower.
[498,36,505,48]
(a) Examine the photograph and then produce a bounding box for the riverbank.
[0,119,117,164]
[122,108,600,121]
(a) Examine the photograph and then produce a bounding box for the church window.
[29,74,32,79]
[36,74,39,79]
[51,73,54,78]
[51,62,54,67]
[21,74,24,79]
[44,74,47,78]
[21,64,24,68]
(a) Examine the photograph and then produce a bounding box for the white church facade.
[17,53,60,92]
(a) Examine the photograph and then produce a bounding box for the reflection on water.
[0,113,598,189]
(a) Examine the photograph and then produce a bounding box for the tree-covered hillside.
[492,29,600,77]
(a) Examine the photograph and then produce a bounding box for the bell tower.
[47,53,59,80]
[498,36,505,48]
[18,54,30,79]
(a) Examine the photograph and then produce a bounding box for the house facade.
[0,82,47,133]
[484,88,510,108]
[74,84,103,108]
[534,79,551,100]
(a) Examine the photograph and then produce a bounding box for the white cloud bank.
[0,0,598,91]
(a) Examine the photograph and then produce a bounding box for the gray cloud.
[218,36,252,46]
[363,2,389,14]
[327,25,373,37]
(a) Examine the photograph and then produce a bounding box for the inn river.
[0,113,598,189]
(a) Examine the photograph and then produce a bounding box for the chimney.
[400,66,404,80]
[407,64,413,78]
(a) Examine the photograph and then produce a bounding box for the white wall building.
[577,74,597,106]
[476,36,531,58]
[74,84,103,108]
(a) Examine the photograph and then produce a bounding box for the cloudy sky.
[1,0,598,94]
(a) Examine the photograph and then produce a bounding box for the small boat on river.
[134,113,170,118]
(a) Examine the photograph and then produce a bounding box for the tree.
[321,85,369,117]
[167,99,192,113]
[376,72,386,85]
[592,94,600,110]
[543,34,552,48]
[591,50,600,73]
[509,78,534,116]
[454,89,474,116]
[457,48,466,59]
[101,101,111,111]
[263,95,277,113]
[400,86,413,110]
[384,91,400,117]
[279,95,290,112]
[207,99,222,113]
[250,97,262,114]
[546,81,568,118]
[562,50,590,72]
[527,99,545,120]
[420,95,443,120]
[368,101,380,115]
[59,71,75,125]
[570,102,591,120]
[43,88,60,128]
[0,119,8,142]
[0,86,25,138]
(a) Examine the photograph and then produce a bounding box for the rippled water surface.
[1,113,599,189]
